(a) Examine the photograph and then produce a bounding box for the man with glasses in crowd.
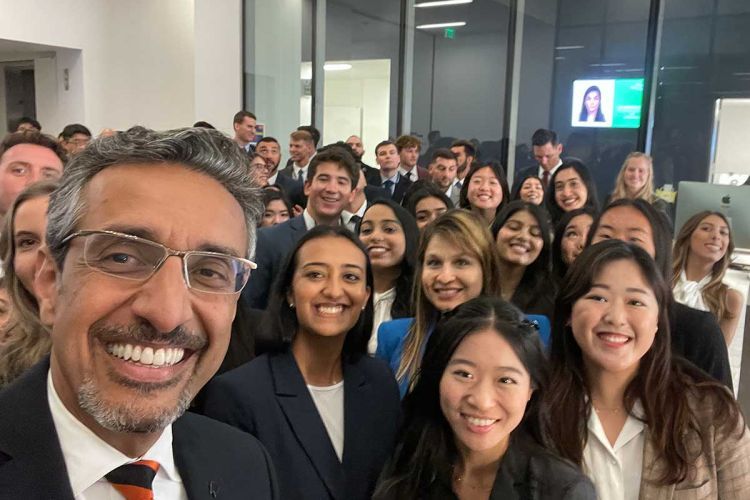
[0,126,277,499]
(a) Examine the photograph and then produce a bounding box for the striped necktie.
[105,460,160,500]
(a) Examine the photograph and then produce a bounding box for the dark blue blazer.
[273,171,305,207]
[241,216,308,309]
[0,358,277,500]
[364,169,412,205]
[201,351,400,500]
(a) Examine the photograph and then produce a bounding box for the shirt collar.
[380,171,400,184]
[47,370,181,497]
[267,171,279,186]
[398,165,415,177]
[538,160,563,179]
[587,400,645,453]
[342,199,368,224]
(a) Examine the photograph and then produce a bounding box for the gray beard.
[77,374,194,434]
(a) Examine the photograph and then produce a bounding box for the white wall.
[0,0,243,135]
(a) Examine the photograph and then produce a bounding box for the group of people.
[0,114,746,500]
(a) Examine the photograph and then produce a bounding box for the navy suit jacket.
[242,216,308,309]
[273,171,306,207]
[364,169,412,205]
[201,351,400,500]
[0,358,277,500]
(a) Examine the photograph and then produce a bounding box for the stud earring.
[289,302,295,308]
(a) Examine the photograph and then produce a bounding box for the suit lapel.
[271,352,345,500]
[341,360,369,477]
[0,358,75,500]
[639,428,674,499]
[173,416,223,500]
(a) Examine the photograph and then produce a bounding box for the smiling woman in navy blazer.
[202,225,400,500]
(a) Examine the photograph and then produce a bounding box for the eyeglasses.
[62,230,256,294]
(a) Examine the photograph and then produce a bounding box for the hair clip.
[520,318,540,332]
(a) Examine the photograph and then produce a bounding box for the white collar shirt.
[538,159,563,180]
[583,401,645,500]
[293,157,313,181]
[47,371,187,500]
[398,165,417,181]
[267,171,279,186]
[342,199,368,232]
[302,208,343,231]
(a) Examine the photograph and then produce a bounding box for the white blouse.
[369,287,396,355]
[673,269,711,312]
[583,402,646,500]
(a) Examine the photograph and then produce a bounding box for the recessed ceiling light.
[415,0,473,7]
[416,21,466,29]
[324,63,352,71]
[555,45,584,50]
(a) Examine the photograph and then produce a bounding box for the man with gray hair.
[0,127,277,499]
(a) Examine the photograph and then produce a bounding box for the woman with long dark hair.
[579,85,605,122]
[545,240,749,498]
[459,161,510,226]
[358,199,418,353]
[551,206,597,283]
[490,201,555,319]
[375,296,595,499]
[203,226,400,499]
[511,174,545,206]
[545,160,599,226]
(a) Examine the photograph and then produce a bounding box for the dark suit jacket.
[671,301,733,388]
[272,170,306,208]
[201,351,401,500]
[402,165,429,182]
[364,169,412,204]
[410,433,595,500]
[0,358,277,500]
[242,216,308,309]
[363,185,391,203]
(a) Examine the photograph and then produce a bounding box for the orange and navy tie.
[105,460,160,500]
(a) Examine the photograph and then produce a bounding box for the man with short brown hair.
[395,135,428,182]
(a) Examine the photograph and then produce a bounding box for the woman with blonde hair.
[672,210,743,345]
[0,180,58,387]
[376,209,503,397]
[609,152,669,216]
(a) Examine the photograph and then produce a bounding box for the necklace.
[592,400,625,414]
[453,470,494,491]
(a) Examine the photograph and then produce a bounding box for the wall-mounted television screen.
[571,78,644,129]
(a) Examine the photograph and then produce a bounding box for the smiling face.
[288,235,370,341]
[519,177,544,205]
[554,168,587,212]
[689,214,730,264]
[304,161,355,223]
[623,157,649,195]
[440,328,533,457]
[496,210,543,267]
[467,167,503,212]
[421,234,483,312]
[234,116,256,144]
[560,213,593,265]
[414,196,448,231]
[591,206,656,258]
[37,163,247,436]
[289,139,315,165]
[571,259,658,378]
[358,204,406,271]
[13,194,50,295]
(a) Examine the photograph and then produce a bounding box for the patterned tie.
[542,170,550,190]
[383,179,395,195]
[105,460,160,500]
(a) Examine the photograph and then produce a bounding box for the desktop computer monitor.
[675,181,750,249]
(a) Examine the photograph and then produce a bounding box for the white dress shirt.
[267,171,279,186]
[538,160,562,180]
[583,401,645,500]
[292,159,312,182]
[370,287,397,354]
[398,165,418,182]
[673,269,711,312]
[307,381,345,462]
[303,208,344,230]
[342,200,368,233]
[47,371,187,500]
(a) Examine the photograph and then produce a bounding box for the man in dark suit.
[514,128,564,190]
[279,129,316,182]
[232,110,258,153]
[450,139,477,191]
[367,140,412,204]
[257,136,304,208]
[0,127,276,499]
[242,146,359,309]
[395,134,429,181]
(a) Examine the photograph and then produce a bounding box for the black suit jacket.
[273,171,306,208]
[0,358,277,500]
[242,216,308,309]
[201,351,400,500]
[670,301,733,388]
